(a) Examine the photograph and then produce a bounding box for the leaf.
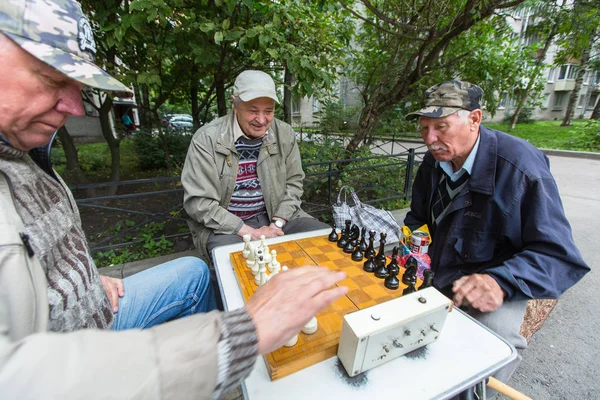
[222,19,231,30]
[214,31,224,45]
[200,22,216,33]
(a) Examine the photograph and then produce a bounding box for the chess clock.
[337,287,452,377]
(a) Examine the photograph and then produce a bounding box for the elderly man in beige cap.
[182,70,329,262]
[0,1,349,398]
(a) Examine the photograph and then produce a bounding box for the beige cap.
[233,70,279,103]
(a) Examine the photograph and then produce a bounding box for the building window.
[588,94,598,110]
[498,92,508,109]
[557,64,579,80]
[540,94,550,109]
[547,68,555,82]
[292,97,300,114]
[592,71,600,86]
[312,99,320,114]
[553,92,567,109]
[578,95,585,108]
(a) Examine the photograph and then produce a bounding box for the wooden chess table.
[229,235,423,381]
[213,229,517,400]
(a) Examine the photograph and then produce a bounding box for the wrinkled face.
[0,34,85,151]
[234,97,275,139]
[418,111,481,170]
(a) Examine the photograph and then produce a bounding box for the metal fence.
[71,136,426,255]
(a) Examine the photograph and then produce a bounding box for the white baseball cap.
[233,70,279,103]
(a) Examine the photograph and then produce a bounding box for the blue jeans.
[111,256,217,330]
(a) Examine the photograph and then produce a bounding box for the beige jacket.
[182,112,309,260]
[0,172,256,399]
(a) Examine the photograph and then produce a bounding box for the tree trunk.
[98,95,121,195]
[55,126,96,197]
[562,36,593,126]
[215,70,227,116]
[509,24,558,130]
[141,85,153,132]
[190,64,200,130]
[346,101,382,156]
[591,95,600,119]
[283,68,293,124]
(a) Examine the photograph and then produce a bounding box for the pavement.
[103,147,600,399]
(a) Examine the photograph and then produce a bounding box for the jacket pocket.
[452,228,496,263]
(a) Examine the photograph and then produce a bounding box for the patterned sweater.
[228,137,266,220]
[0,143,113,331]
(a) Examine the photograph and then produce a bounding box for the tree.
[557,0,600,126]
[341,0,526,155]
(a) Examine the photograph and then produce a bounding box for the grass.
[484,120,591,151]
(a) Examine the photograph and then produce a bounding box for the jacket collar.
[467,125,497,195]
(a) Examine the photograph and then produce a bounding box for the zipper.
[19,233,35,257]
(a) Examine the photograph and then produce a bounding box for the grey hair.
[233,95,242,108]
[455,109,471,124]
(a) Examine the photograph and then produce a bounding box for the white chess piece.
[258,261,269,287]
[281,266,289,272]
[246,242,256,268]
[255,256,267,285]
[302,317,318,335]
[284,334,298,347]
[242,234,252,259]
[268,249,279,272]
[260,235,270,256]
[251,249,262,276]
[267,263,281,281]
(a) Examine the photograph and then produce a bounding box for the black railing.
[72,139,426,255]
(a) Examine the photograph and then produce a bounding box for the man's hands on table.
[245,266,348,355]
[452,273,505,313]
[237,223,284,240]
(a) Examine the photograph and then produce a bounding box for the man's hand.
[245,266,348,354]
[237,223,284,240]
[99,275,125,313]
[452,274,505,313]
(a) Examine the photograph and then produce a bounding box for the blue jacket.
[405,125,589,300]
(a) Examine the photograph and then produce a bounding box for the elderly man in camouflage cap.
[0,0,348,398]
[404,80,589,391]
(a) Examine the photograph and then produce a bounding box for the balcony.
[554,80,575,91]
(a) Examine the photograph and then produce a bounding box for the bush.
[570,120,600,151]
[133,129,193,170]
[319,100,361,132]
[504,107,534,124]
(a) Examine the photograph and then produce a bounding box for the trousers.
[111,256,217,330]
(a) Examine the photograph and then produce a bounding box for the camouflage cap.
[0,0,131,94]
[405,80,483,120]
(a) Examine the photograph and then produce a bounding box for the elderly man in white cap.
[182,70,329,262]
[0,1,349,398]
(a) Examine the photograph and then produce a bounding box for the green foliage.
[94,221,174,268]
[570,120,600,151]
[374,107,419,137]
[485,120,590,150]
[132,129,193,170]
[319,101,361,132]
[503,107,535,124]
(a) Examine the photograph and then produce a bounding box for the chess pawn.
[281,266,289,272]
[363,254,376,273]
[268,262,281,280]
[251,249,263,276]
[337,221,350,248]
[260,235,271,260]
[268,249,280,272]
[419,269,434,290]
[374,258,388,279]
[328,224,339,242]
[255,256,266,286]
[242,234,252,258]
[284,334,298,347]
[365,230,376,258]
[343,235,355,253]
[302,317,318,335]
[351,242,364,262]
[384,264,400,290]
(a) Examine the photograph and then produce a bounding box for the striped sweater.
[0,143,113,331]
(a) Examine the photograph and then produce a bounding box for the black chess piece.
[363,254,376,273]
[328,224,338,242]
[419,269,434,290]
[387,246,399,270]
[350,224,360,242]
[351,242,364,262]
[374,257,388,279]
[384,264,400,290]
[358,227,368,253]
[365,230,376,258]
[402,280,416,295]
[337,220,349,248]
[402,256,418,295]
[343,235,355,253]
[375,231,387,265]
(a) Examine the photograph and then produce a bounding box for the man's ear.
[470,109,483,130]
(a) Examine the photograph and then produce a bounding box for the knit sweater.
[0,143,113,331]
[228,137,266,220]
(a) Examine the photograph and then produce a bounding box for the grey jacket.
[0,170,257,399]
[182,112,309,260]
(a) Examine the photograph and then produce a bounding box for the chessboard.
[229,234,424,381]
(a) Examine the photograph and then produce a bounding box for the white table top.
[213,229,516,400]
